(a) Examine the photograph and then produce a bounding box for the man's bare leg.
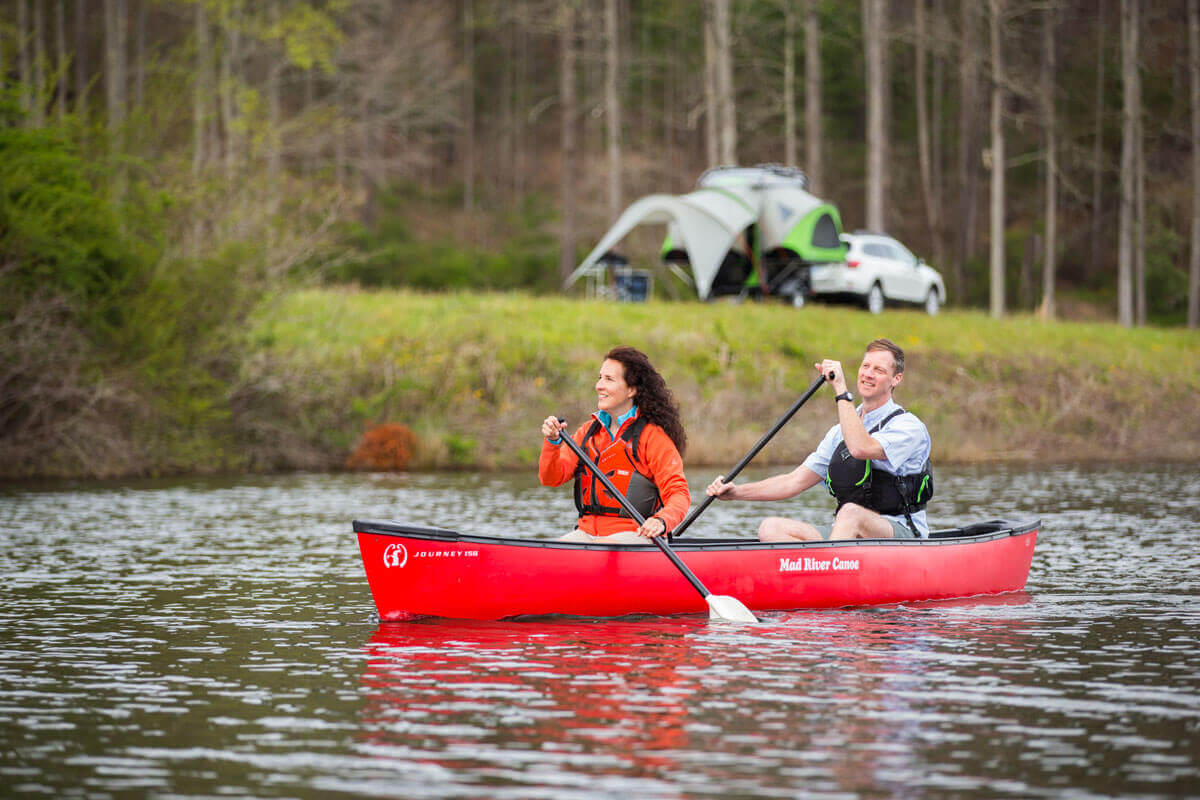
[829,503,896,539]
[758,516,825,542]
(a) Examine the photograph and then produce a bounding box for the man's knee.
[831,503,890,539]
[758,516,822,542]
[834,503,870,525]
[757,517,786,541]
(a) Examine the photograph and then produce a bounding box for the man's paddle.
[556,420,758,623]
[670,374,829,539]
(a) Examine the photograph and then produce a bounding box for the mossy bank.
[244,289,1200,470]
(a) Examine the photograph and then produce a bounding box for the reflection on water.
[0,464,1198,798]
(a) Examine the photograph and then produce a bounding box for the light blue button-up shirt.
[802,399,932,536]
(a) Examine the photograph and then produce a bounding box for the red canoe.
[354,518,1039,621]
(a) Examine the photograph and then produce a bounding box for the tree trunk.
[956,0,980,298]
[56,0,68,122]
[1117,0,1137,327]
[1020,233,1038,309]
[988,0,1005,318]
[784,0,796,167]
[713,0,736,165]
[334,76,346,189]
[193,0,209,176]
[1134,100,1145,326]
[1190,0,1200,329]
[865,0,884,231]
[559,2,578,285]
[805,0,822,192]
[703,9,718,167]
[266,2,282,213]
[916,0,939,257]
[604,0,622,220]
[104,0,126,143]
[219,11,242,185]
[134,0,146,110]
[1090,0,1106,281]
[1040,3,1058,320]
[931,0,946,268]
[463,0,475,213]
[17,0,30,119]
[513,13,527,197]
[74,0,87,115]
[33,0,45,126]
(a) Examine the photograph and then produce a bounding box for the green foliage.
[0,95,138,332]
[1144,212,1187,322]
[324,184,558,292]
[444,433,478,465]
[270,1,346,73]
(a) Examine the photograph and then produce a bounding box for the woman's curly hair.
[605,346,687,456]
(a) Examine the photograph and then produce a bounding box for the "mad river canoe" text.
[779,556,861,573]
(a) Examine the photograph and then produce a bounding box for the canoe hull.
[354,518,1039,621]
[350,515,1036,623]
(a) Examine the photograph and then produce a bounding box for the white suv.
[807,231,946,314]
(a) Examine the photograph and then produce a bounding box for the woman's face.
[595,358,636,416]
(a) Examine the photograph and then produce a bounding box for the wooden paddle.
[670,374,830,538]
[556,420,758,623]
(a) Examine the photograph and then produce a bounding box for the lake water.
[1,464,1198,798]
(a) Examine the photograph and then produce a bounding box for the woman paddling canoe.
[539,346,691,544]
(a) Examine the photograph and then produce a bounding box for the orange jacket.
[539,411,691,537]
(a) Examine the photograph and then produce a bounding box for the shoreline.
[5,289,1198,480]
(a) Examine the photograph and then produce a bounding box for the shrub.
[346,422,418,471]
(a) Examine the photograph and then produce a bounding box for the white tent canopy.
[564,186,758,301]
[564,166,837,301]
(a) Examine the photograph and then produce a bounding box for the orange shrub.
[346,423,418,471]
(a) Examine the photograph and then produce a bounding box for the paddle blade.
[706,594,760,623]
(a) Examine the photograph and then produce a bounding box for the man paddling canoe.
[539,346,691,544]
[706,338,934,540]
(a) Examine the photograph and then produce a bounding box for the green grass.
[248,288,1200,469]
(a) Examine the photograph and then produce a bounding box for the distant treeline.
[2,0,1199,320]
[2,0,1200,479]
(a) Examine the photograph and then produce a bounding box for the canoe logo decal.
[382,543,408,569]
[779,556,860,573]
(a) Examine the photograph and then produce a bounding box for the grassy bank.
[244,288,1200,470]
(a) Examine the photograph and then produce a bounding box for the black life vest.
[824,407,934,526]
[572,416,663,521]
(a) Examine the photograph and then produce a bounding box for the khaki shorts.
[814,518,917,540]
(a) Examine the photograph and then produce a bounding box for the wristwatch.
[834,391,854,404]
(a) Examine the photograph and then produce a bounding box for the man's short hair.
[866,338,905,374]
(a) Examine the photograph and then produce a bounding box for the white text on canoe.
[779,556,860,573]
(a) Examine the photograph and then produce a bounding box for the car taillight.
[846,259,860,268]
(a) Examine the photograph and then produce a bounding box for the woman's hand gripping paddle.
[670,374,830,539]
[556,420,758,623]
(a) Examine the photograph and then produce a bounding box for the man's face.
[856,349,903,401]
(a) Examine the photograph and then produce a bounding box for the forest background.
[2,0,1199,479]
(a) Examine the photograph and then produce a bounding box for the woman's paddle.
[669,374,829,539]
[556,420,758,623]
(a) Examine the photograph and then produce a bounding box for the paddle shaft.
[556,422,713,600]
[670,374,830,538]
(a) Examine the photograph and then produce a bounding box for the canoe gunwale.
[352,517,1039,551]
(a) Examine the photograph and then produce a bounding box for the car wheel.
[924,288,940,316]
[866,284,884,314]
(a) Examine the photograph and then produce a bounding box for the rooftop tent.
[565,165,846,301]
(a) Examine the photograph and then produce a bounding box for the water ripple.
[0,465,1198,798]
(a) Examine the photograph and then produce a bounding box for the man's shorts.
[813,518,918,540]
